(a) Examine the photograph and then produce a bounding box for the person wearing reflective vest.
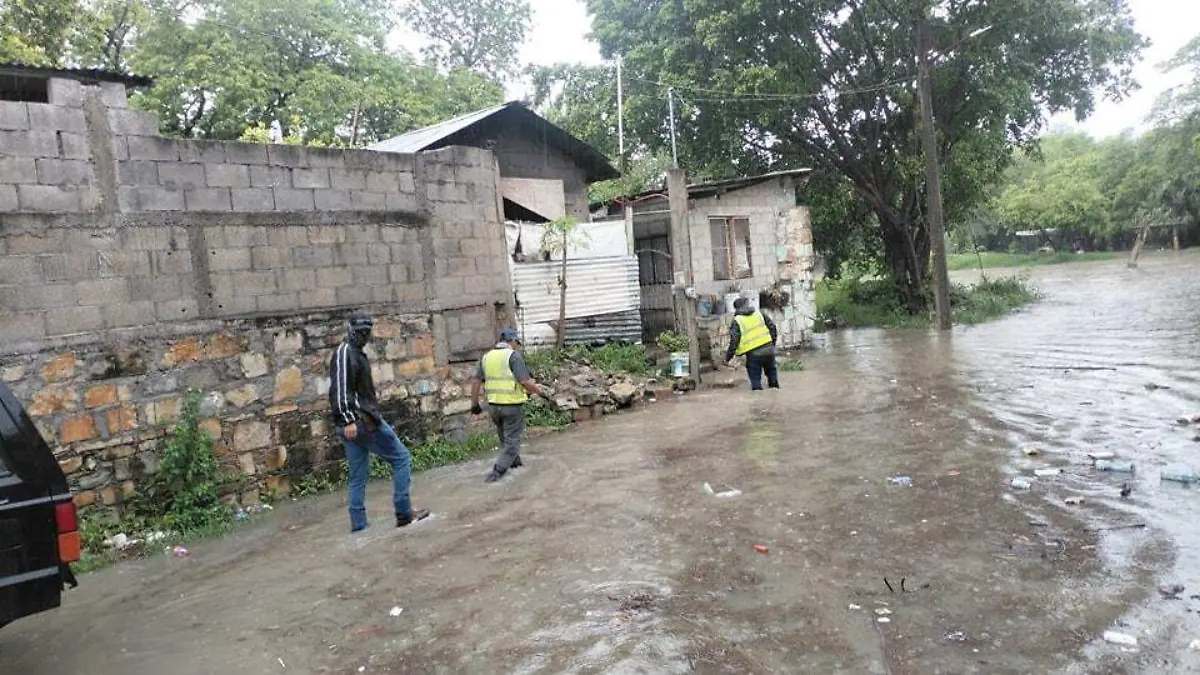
[470,329,554,483]
[724,298,780,390]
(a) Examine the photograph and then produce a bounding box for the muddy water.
[1,253,1198,675]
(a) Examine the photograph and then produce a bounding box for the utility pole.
[916,12,953,331]
[616,56,627,173]
[667,168,700,386]
[667,87,679,168]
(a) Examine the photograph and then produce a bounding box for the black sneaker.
[396,509,431,527]
[484,470,505,483]
[511,456,523,469]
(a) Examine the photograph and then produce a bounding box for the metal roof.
[370,101,620,183]
[595,168,813,208]
[0,63,154,88]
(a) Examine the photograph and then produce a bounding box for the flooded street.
[1,253,1199,674]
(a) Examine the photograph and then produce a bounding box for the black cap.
[349,315,374,330]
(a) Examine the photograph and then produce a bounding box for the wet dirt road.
[2,252,1199,674]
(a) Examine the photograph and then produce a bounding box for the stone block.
[1,364,25,383]
[223,142,269,165]
[231,188,275,212]
[397,356,435,377]
[106,108,157,136]
[226,383,260,408]
[205,163,250,188]
[316,267,353,288]
[27,104,86,133]
[0,156,36,183]
[0,101,29,130]
[249,165,289,189]
[351,190,386,210]
[73,490,96,508]
[228,270,276,296]
[267,144,308,167]
[155,298,199,321]
[335,285,371,306]
[330,168,367,190]
[1,129,58,157]
[292,246,333,268]
[300,288,337,309]
[208,247,252,272]
[212,296,256,317]
[133,187,185,211]
[28,387,77,416]
[152,249,192,275]
[250,246,289,271]
[241,352,269,378]
[206,333,246,359]
[98,82,128,108]
[46,78,84,107]
[46,306,104,336]
[354,266,388,287]
[234,421,272,452]
[291,167,330,189]
[17,185,79,211]
[61,414,98,444]
[0,185,16,210]
[222,224,270,247]
[117,160,159,187]
[106,405,138,435]
[127,136,181,161]
[306,148,346,168]
[257,293,300,313]
[104,301,156,329]
[156,162,205,190]
[385,191,420,212]
[60,132,90,160]
[273,188,315,210]
[278,268,316,292]
[333,243,369,266]
[314,189,353,210]
[265,446,288,472]
[75,277,129,306]
[273,366,304,401]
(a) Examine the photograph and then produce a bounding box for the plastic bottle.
[1161,467,1198,484]
[1095,459,1135,473]
[1010,477,1034,490]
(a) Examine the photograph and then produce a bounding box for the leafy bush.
[525,403,573,429]
[655,330,689,353]
[523,343,652,379]
[132,390,234,533]
[816,275,1038,329]
[777,357,806,372]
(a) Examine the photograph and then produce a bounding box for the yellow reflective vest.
[734,311,773,355]
[482,348,528,405]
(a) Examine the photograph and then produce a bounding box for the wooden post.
[916,12,953,331]
[667,168,701,385]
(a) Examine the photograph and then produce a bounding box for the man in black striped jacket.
[328,315,430,533]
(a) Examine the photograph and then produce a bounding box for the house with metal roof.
[371,101,619,224]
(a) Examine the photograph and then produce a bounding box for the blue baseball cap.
[499,328,521,342]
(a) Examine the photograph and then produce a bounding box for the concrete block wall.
[687,179,796,297]
[0,78,515,510]
[492,134,591,220]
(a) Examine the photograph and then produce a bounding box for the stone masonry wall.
[0,77,513,509]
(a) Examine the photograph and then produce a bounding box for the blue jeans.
[339,421,413,532]
[745,351,780,391]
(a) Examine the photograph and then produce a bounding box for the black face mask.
[350,328,372,348]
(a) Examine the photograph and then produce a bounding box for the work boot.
[396,509,431,528]
[484,469,505,483]
[511,456,523,469]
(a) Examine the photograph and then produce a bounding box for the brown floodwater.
[0,252,1197,674]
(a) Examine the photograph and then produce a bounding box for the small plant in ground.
[132,390,234,534]
[568,343,651,375]
[656,330,689,353]
[523,347,567,381]
[777,357,806,372]
[525,402,573,429]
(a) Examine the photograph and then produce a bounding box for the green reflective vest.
[482,348,528,405]
[734,311,772,355]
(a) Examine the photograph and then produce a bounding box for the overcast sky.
[507,0,1199,138]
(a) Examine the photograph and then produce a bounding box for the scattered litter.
[1034,468,1063,477]
[944,630,967,642]
[171,545,189,557]
[1029,519,1050,528]
[1010,477,1034,490]
[1095,459,1135,473]
[703,482,743,498]
[703,483,715,495]
[1161,468,1198,484]
[1159,584,1186,600]
[1189,639,1200,651]
[1065,496,1085,506]
[358,668,366,673]
[752,544,769,555]
[389,606,404,617]
[234,507,249,522]
[278,657,286,668]
[146,531,168,543]
[887,474,913,487]
[104,533,131,550]
[1102,631,1139,647]
[877,617,891,624]
[1121,482,1133,499]
[1088,450,1116,461]
[1022,447,1040,456]
[848,604,862,611]
[874,608,893,616]
[1179,417,1194,427]
[947,470,961,477]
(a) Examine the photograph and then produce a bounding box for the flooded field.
[0,252,1197,674]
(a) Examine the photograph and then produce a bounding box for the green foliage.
[816,275,1037,329]
[132,390,233,533]
[523,344,652,381]
[582,0,1143,309]
[655,330,688,353]
[398,0,532,76]
[777,358,805,372]
[0,0,80,65]
[525,403,573,429]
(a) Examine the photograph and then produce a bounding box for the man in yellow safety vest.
[724,298,780,390]
[470,329,553,483]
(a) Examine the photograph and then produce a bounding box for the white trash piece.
[1010,477,1035,490]
[1034,468,1063,477]
[1102,631,1138,647]
[1088,451,1116,461]
[389,606,403,617]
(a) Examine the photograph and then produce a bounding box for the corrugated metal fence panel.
[512,257,641,324]
[563,309,643,345]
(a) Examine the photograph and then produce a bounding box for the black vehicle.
[0,380,79,628]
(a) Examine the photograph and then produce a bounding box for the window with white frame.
[709,216,753,281]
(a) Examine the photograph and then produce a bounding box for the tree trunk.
[556,232,568,349]
[879,213,930,314]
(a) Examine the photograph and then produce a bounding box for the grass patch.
[816,275,1038,329]
[524,343,651,381]
[948,251,1117,270]
[777,357,806,372]
[525,402,574,429]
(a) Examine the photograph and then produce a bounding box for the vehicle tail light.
[55,501,81,564]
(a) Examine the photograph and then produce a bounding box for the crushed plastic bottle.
[1161,467,1198,484]
[1010,477,1034,490]
[1102,630,1138,647]
[1034,468,1063,477]
[1088,451,1116,462]
[1095,459,1135,474]
[234,506,249,521]
[887,474,913,487]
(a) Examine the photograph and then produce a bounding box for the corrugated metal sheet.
[512,256,643,346]
[369,103,512,153]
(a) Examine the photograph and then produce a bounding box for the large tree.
[399,0,532,76]
[584,0,1144,310]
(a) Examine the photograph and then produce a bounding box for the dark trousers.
[490,404,525,473]
[745,352,780,391]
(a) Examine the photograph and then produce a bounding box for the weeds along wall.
[0,76,514,509]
